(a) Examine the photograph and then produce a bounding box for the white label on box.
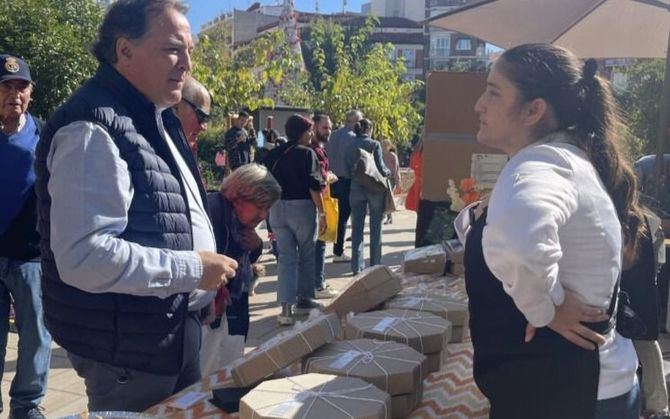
[372,317,397,332]
[471,153,507,189]
[401,297,422,308]
[270,400,303,416]
[166,391,208,410]
[329,350,360,369]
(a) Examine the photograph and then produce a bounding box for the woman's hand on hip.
[524,290,608,350]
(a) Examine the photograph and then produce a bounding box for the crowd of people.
[1,0,669,418]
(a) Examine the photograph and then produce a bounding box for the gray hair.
[345,109,363,123]
[220,164,281,208]
[92,0,188,65]
[182,76,211,107]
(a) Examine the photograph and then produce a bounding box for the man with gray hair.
[173,75,211,157]
[35,0,237,411]
[0,54,51,419]
[324,109,363,264]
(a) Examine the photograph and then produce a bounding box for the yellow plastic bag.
[319,184,339,243]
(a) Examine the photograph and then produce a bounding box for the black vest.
[34,64,207,375]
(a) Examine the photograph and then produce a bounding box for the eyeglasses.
[182,98,210,124]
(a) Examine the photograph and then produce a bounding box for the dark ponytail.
[499,44,645,265]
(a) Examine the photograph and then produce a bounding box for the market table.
[146,340,489,419]
[147,274,489,418]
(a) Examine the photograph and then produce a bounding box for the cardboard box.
[402,244,448,275]
[422,71,503,202]
[231,313,340,387]
[383,295,468,327]
[444,239,465,264]
[239,373,391,419]
[346,309,451,354]
[423,351,444,375]
[450,262,465,276]
[451,326,466,343]
[326,266,401,317]
[391,387,423,419]
[303,339,425,396]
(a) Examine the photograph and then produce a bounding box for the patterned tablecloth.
[146,275,490,418]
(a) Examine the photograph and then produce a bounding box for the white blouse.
[480,134,637,400]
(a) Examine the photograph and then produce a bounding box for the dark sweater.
[0,114,41,260]
[265,141,324,200]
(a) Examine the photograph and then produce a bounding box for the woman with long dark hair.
[458,44,644,418]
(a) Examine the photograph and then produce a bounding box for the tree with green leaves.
[291,17,423,145]
[191,29,303,119]
[618,59,665,158]
[0,0,102,118]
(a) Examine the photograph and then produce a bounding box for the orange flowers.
[459,177,480,205]
[447,177,481,212]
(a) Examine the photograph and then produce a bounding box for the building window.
[401,49,416,67]
[431,36,450,58]
[456,38,472,51]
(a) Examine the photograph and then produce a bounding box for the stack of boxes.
[384,294,468,343]
[345,309,451,375]
[303,339,425,418]
[235,242,471,418]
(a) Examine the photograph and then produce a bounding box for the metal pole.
[652,27,670,200]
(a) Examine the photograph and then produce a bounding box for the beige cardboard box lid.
[239,373,391,419]
[384,294,468,326]
[231,313,340,387]
[401,275,469,303]
[402,244,448,275]
[346,309,451,354]
[304,339,425,396]
[326,266,401,316]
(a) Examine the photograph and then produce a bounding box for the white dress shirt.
[480,133,638,400]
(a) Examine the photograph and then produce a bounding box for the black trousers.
[331,178,351,256]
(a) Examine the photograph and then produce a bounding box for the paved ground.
[0,209,419,418]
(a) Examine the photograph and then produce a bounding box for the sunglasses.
[182,98,210,124]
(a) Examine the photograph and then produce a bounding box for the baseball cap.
[0,54,32,84]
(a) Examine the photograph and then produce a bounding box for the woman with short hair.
[202,163,281,374]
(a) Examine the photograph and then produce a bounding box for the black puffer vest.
[34,64,205,375]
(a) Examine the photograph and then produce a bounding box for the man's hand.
[327,171,338,184]
[197,251,238,290]
[525,290,609,350]
[240,228,262,251]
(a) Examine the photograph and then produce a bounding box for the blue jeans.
[595,382,640,419]
[270,200,317,304]
[0,258,51,410]
[315,240,326,290]
[350,192,385,274]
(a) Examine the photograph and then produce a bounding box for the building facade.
[363,0,488,72]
